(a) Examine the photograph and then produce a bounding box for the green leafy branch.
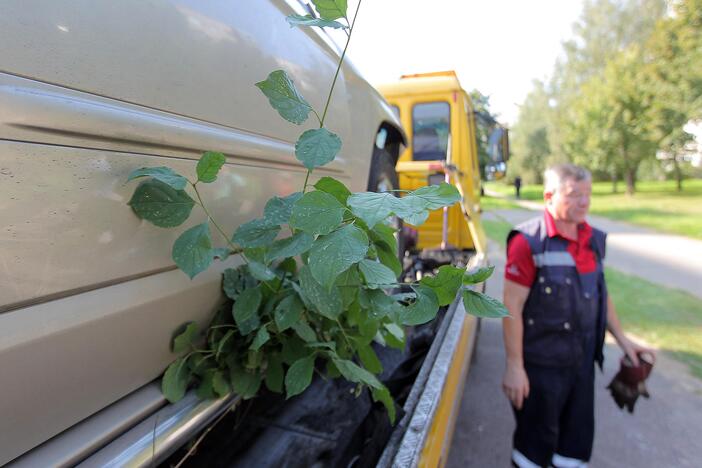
[125,0,508,424]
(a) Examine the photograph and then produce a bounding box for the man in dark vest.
[501,163,653,468]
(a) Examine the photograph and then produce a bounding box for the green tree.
[469,89,500,180]
[565,45,658,194]
[548,0,667,179]
[643,0,702,190]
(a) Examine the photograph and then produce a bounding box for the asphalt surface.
[446,237,702,467]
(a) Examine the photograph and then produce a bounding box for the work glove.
[607,352,654,413]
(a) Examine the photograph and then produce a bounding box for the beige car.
[0,1,404,465]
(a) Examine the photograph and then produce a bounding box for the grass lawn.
[605,268,702,379]
[484,179,702,239]
[482,218,702,379]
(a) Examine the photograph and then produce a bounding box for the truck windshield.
[412,102,450,161]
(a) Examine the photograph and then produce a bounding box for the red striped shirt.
[505,211,596,287]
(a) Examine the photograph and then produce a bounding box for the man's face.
[545,178,592,224]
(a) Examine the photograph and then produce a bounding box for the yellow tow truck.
[372,71,509,467]
[377,71,509,270]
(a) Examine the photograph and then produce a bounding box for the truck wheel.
[367,147,406,261]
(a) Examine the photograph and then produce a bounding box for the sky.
[342,0,585,125]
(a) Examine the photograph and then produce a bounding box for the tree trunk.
[673,157,683,192]
[625,168,636,195]
[611,169,618,193]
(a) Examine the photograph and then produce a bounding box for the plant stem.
[335,319,352,349]
[319,0,362,128]
[302,169,312,193]
[192,182,241,253]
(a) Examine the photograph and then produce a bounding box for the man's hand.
[502,363,530,409]
[619,335,656,366]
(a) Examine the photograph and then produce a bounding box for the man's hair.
[543,163,591,194]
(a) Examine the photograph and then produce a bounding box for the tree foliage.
[509,0,702,193]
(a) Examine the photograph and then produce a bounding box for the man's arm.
[606,295,655,365]
[502,279,531,409]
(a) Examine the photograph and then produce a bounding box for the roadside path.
[446,240,702,467]
[482,193,702,299]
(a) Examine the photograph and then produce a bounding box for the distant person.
[501,163,654,468]
[514,176,522,199]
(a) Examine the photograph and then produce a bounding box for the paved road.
[483,201,702,299]
[446,240,702,467]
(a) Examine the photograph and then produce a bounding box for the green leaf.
[215,329,236,361]
[285,13,348,29]
[263,192,303,225]
[370,223,399,254]
[255,70,312,125]
[299,266,343,320]
[196,369,217,400]
[248,261,277,281]
[289,191,345,236]
[402,285,439,326]
[172,223,214,279]
[347,192,399,228]
[361,289,400,320]
[312,0,348,20]
[383,323,405,346]
[212,370,231,396]
[188,353,211,375]
[162,356,191,403]
[172,322,199,353]
[292,321,317,342]
[212,248,232,261]
[265,354,284,393]
[420,265,464,306]
[230,366,262,399]
[266,232,314,263]
[274,294,304,332]
[233,218,281,248]
[308,225,369,289]
[357,344,383,374]
[462,290,510,318]
[349,183,460,228]
[374,241,402,277]
[401,209,429,227]
[285,355,316,398]
[332,359,382,389]
[359,259,397,289]
[129,179,195,228]
[335,266,361,308]
[232,286,262,335]
[276,257,298,276]
[406,183,461,210]
[381,323,405,350]
[314,177,352,205]
[245,247,268,263]
[463,265,495,285]
[250,326,271,350]
[295,128,342,170]
[222,266,256,300]
[371,386,397,424]
[196,151,226,183]
[127,166,188,190]
[281,336,310,365]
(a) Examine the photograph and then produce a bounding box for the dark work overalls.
[508,216,608,468]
